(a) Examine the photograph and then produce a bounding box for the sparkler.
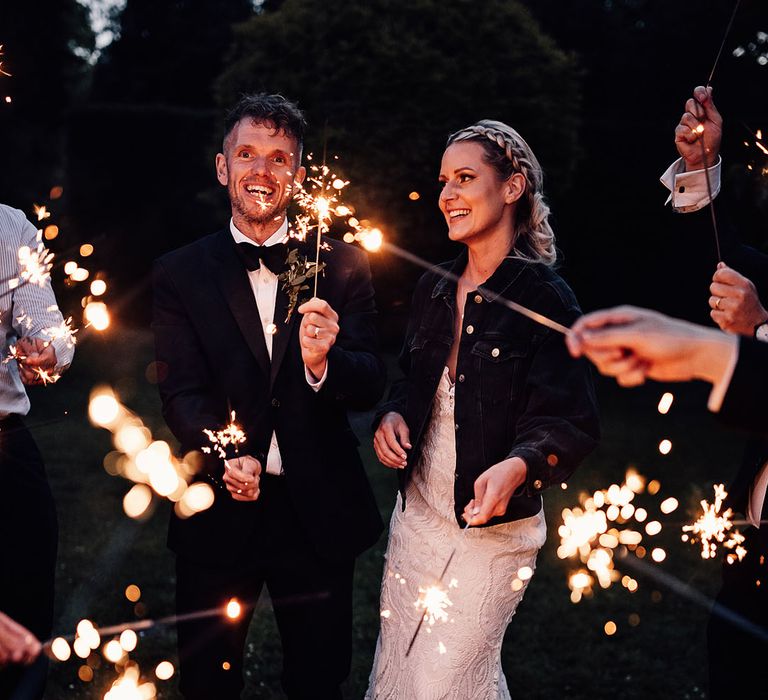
[405,520,470,656]
[693,0,743,262]
[202,410,247,460]
[682,483,747,563]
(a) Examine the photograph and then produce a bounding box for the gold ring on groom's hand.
[313,325,320,338]
[715,297,722,310]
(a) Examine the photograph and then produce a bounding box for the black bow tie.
[236,241,288,273]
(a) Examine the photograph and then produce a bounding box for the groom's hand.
[223,455,261,502]
[463,457,527,526]
[298,297,339,380]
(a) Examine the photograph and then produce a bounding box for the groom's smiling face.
[216,118,306,238]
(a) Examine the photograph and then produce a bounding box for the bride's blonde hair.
[446,119,557,266]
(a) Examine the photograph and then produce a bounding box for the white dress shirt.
[660,156,722,212]
[0,205,75,418]
[229,219,326,474]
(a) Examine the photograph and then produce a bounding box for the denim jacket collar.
[430,249,532,303]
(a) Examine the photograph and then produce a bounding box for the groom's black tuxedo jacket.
[152,228,386,566]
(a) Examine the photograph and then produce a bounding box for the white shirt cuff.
[747,460,768,529]
[707,340,739,413]
[305,363,328,392]
[660,156,721,212]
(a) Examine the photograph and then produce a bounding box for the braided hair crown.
[446,119,557,266]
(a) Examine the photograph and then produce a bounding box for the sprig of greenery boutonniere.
[278,248,326,322]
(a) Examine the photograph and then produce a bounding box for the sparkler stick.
[692,119,722,262]
[616,547,768,642]
[405,520,471,656]
[706,0,742,85]
[691,0,742,261]
[42,603,243,650]
[382,241,570,335]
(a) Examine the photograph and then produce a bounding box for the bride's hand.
[463,457,528,526]
[373,412,411,469]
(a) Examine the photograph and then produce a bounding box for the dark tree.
[0,0,94,206]
[91,0,255,107]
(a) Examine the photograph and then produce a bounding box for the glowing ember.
[660,497,678,514]
[33,204,50,221]
[84,301,110,330]
[104,639,125,663]
[682,484,746,562]
[657,392,674,414]
[50,637,71,661]
[155,661,174,681]
[119,630,138,653]
[226,598,242,620]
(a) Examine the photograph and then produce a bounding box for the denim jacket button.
[466,325,474,334]
[491,347,500,358]
[474,294,482,304]
[458,374,465,383]
[533,479,543,490]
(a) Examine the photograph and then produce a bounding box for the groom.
[152,93,385,699]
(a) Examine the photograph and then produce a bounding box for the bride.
[367,120,600,699]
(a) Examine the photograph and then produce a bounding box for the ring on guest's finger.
[715,296,722,310]
[313,325,320,338]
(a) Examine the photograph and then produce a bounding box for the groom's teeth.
[449,209,470,219]
[245,185,274,195]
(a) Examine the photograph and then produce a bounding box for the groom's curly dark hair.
[222,93,307,161]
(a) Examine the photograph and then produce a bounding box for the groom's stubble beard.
[228,181,289,229]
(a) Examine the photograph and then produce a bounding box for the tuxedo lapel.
[210,230,271,378]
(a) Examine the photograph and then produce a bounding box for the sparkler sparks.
[15,238,54,288]
[89,387,214,519]
[682,483,747,563]
[557,469,665,603]
[415,584,454,625]
[202,410,247,460]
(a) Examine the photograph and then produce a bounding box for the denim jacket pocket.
[470,340,528,408]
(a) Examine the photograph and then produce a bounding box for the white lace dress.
[366,367,547,700]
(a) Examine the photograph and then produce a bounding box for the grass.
[28,329,748,699]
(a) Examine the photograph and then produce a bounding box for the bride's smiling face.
[438,141,523,246]
[216,119,306,229]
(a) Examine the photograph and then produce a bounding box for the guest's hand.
[566,305,737,387]
[0,611,41,666]
[223,455,261,502]
[675,85,722,172]
[463,457,527,526]
[709,263,768,336]
[298,297,339,381]
[16,337,57,386]
[373,412,411,469]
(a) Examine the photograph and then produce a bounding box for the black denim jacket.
[376,251,600,527]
